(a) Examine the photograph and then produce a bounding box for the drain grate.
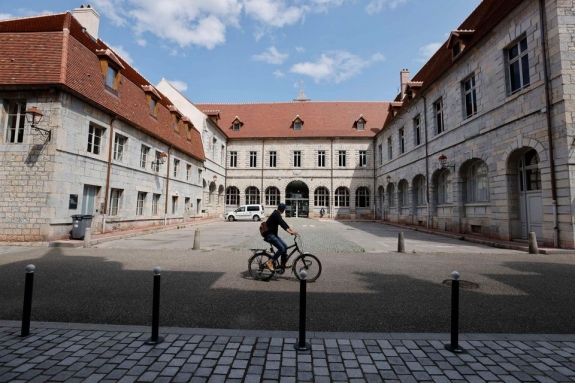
[442,279,480,289]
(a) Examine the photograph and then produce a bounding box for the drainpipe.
[422,95,430,228]
[164,145,173,225]
[373,137,377,220]
[102,115,118,233]
[330,138,334,219]
[539,0,559,247]
[261,140,264,205]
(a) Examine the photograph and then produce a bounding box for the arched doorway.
[518,149,542,238]
[285,181,309,217]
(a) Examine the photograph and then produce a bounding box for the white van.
[225,204,265,221]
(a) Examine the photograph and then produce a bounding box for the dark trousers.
[264,233,288,264]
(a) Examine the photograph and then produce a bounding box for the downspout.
[164,145,173,225]
[422,95,430,228]
[539,0,559,247]
[261,140,264,205]
[330,138,334,219]
[373,136,377,220]
[102,115,118,233]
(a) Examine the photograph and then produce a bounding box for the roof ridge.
[0,12,67,22]
[194,101,390,105]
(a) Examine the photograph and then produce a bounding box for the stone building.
[375,0,575,248]
[0,7,206,242]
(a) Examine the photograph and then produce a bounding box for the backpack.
[259,221,269,237]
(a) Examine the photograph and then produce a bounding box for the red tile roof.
[194,101,390,139]
[0,12,205,162]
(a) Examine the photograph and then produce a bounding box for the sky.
[3,0,482,103]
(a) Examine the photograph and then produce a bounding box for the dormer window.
[96,49,125,91]
[452,41,461,57]
[168,106,182,132]
[142,85,161,118]
[292,115,304,131]
[231,117,243,131]
[447,30,474,59]
[233,123,240,131]
[182,117,193,140]
[355,115,367,130]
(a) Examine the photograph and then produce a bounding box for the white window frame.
[110,188,123,216]
[230,151,237,168]
[413,115,421,146]
[293,151,301,168]
[355,187,370,207]
[314,187,329,207]
[152,194,160,215]
[334,187,349,207]
[266,187,280,206]
[434,98,445,134]
[463,74,478,119]
[387,137,393,160]
[399,128,405,154]
[269,151,277,168]
[173,159,180,178]
[87,124,105,155]
[359,150,367,167]
[140,145,150,169]
[507,36,530,94]
[136,192,146,216]
[5,101,26,144]
[467,161,490,203]
[438,170,451,204]
[113,133,127,162]
[338,150,346,167]
[318,150,326,167]
[249,151,257,168]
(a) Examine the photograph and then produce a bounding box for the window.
[113,134,127,162]
[520,149,541,192]
[414,176,426,205]
[212,138,217,159]
[221,145,225,164]
[105,65,118,89]
[387,137,393,160]
[185,197,190,211]
[314,187,329,207]
[399,128,405,154]
[186,164,192,181]
[318,151,326,167]
[293,151,301,167]
[230,151,237,168]
[357,122,365,130]
[173,159,180,178]
[245,186,260,204]
[233,122,240,131]
[387,184,395,207]
[109,188,123,216]
[355,187,370,207]
[467,161,489,202]
[173,115,180,132]
[399,180,409,207]
[413,115,421,146]
[265,187,280,206]
[334,187,349,207]
[198,169,203,184]
[269,151,277,168]
[226,186,240,205]
[434,98,444,134]
[378,144,383,165]
[136,192,146,216]
[87,124,105,154]
[338,150,346,167]
[172,196,178,214]
[140,145,150,169]
[249,151,257,168]
[508,37,530,94]
[463,75,478,118]
[452,41,461,57]
[294,122,302,131]
[438,170,451,204]
[5,101,26,143]
[152,194,160,215]
[151,151,162,172]
[149,97,158,117]
[359,150,367,167]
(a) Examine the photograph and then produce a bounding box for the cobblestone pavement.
[1,322,575,383]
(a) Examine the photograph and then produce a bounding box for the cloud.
[91,0,128,26]
[136,38,147,47]
[365,0,407,15]
[109,45,133,64]
[273,70,285,78]
[243,0,307,28]
[166,79,189,92]
[252,46,289,65]
[0,13,13,20]
[416,42,442,62]
[295,46,305,53]
[290,51,384,83]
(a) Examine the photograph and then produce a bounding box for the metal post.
[84,228,91,248]
[398,232,405,253]
[21,264,35,337]
[445,271,465,353]
[294,269,311,351]
[193,229,200,250]
[528,232,539,254]
[146,267,164,345]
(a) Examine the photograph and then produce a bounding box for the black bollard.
[294,269,311,352]
[445,271,465,353]
[146,267,164,345]
[21,264,36,337]
[398,232,405,253]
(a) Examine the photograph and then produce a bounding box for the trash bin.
[71,214,93,240]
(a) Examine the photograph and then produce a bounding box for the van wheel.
[253,215,260,221]
[228,216,235,221]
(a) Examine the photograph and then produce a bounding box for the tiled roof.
[195,101,389,139]
[0,12,205,162]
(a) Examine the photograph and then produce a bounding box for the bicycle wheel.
[248,252,274,281]
[292,253,322,282]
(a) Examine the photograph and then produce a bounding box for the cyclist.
[263,202,298,271]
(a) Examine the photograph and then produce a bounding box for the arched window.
[398,180,409,207]
[520,149,541,191]
[413,176,426,205]
[386,183,395,207]
[245,186,260,204]
[467,161,489,202]
[438,170,451,204]
[217,185,224,205]
[314,187,329,207]
[355,187,370,207]
[209,182,216,204]
[225,186,240,206]
[334,187,349,207]
[265,186,280,206]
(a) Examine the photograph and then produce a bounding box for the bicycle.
[248,234,322,282]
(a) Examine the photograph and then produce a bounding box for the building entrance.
[285,181,309,218]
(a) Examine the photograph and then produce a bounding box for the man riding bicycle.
[263,203,298,271]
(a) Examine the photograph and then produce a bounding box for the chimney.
[400,69,410,100]
[73,4,100,40]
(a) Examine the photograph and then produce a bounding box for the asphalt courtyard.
[1,219,575,334]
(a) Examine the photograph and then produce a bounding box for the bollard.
[21,264,35,337]
[193,228,200,250]
[294,269,311,352]
[528,232,538,254]
[445,271,465,353]
[398,232,405,253]
[146,267,164,345]
[84,228,91,248]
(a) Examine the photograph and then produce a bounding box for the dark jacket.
[265,210,289,236]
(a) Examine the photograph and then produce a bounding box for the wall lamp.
[152,151,167,167]
[438,154,455,171]
[26,106,51,141]
[386,174,391,183]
